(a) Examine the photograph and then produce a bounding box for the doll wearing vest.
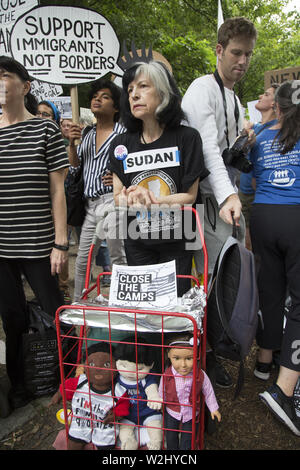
[159,335,221,450]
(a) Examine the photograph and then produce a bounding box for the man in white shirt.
[182,16,257,274]
[182,17,257,389]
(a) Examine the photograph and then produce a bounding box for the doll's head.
[115,336,154,381]
[167,334,198,376]
[84,342,116,391]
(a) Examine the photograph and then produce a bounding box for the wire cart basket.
[55,206,208,450]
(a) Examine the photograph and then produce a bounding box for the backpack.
[65,125,93,226]
[206,221,259,397]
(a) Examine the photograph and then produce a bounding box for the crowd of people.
[0,14,299,442]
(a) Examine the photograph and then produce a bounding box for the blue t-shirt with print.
[239,120,277,195]
[250,128,300,204]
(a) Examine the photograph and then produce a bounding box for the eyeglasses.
[37,111,52,118]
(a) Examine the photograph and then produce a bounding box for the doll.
[50,342,129,450]
[114,336,163,450]
[159,334,221,450]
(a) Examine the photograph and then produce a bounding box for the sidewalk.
[0,242,111,444]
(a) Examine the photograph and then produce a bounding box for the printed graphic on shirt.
[69,382,117,446]
[257,137,300,190]
[131,170,181,235]
[123,146,180,174]
[268,168,296,187]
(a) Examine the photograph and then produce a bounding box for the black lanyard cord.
[213,69,240,148]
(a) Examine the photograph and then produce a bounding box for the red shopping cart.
[55,206,209,450]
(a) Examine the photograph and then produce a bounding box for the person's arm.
[67,124,82,168]
[126,178,200,207]
[49,169,68,275]
[113,173,128,207]
[182,79,239,222]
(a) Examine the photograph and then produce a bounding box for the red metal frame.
[55,206,208,450]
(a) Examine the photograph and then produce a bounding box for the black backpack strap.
[231,212,238,239]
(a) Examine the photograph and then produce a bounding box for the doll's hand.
[147,396,163,410]
[211,410,221,422]
[102,409,115,425]
[146,384,163,410]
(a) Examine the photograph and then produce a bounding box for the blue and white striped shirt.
[77,122,125,198]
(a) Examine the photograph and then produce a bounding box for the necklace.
[141,128,164,144]
[141,133,147,144]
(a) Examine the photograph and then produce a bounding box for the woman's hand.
[50,247,67,275]
[126,185,158,207]
[102,170,113,187]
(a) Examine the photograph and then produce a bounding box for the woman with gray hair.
[109,60,208,296]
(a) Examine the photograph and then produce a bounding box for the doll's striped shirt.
[0,118,69,258]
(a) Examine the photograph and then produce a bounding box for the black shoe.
[254,361,272,381]
[215,360,232,388]
[259,383,300,436]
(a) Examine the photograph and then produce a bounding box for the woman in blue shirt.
[249,81,300,436]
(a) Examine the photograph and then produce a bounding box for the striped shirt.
[0,118,69,259]
[77,122,125,198]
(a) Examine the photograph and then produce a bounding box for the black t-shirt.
[109,125,208,244]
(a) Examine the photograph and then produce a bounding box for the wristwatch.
[53,243,69,251]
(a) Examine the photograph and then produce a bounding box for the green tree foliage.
[40,0,300,108]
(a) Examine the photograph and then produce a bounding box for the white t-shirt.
[68,374,119,447]
[182,74,244,206]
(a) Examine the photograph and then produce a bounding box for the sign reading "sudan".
[123,146,180,174]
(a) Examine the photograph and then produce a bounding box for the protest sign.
[30,80,63,102]
[10,5,123,85]
[264,66,300,89]
[109,261,177,309]
[247,100,262,124]
[0,0,38,55]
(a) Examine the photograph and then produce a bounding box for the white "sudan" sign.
[123,146,180,174]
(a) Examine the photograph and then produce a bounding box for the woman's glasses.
[37,111,53,118]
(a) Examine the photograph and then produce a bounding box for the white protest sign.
[10,5,124,85]
[109,260,177,310]
[30,80,63,102]
[0,0,38,55]
[51,96,72,119]
[247,100,262,124]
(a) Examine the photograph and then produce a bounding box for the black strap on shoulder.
[213,69,240,148]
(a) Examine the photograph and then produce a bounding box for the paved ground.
[0,240,108,442]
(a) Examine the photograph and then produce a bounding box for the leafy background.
[40,0,299,111]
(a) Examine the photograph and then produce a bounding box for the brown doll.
[50,342,129,450]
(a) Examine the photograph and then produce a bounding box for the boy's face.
[168,347,194,376]
[116,359,153,381]
[216,36,255,87]
[85,351,116,391]
[90,87,117,119]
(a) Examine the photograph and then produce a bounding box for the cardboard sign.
[109,261,177,309]
[264,66,300,90]
[0,0,38,55]
[10,5,123,85]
